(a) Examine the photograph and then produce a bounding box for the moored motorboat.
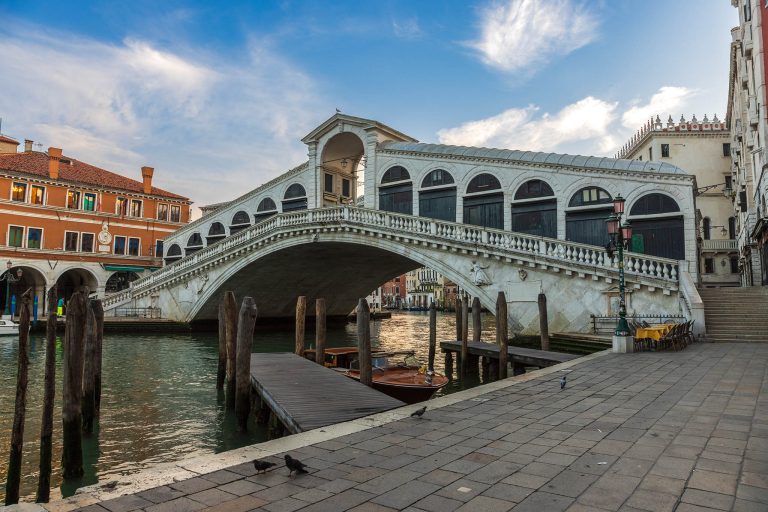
[0,317,20,336]
[304,347,448,404]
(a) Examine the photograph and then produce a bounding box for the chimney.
[48,147,62,180]
[24,140,33,152]
[141,166,154,194]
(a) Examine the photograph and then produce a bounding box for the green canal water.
[0,311,497,501]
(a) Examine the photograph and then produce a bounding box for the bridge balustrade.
[103,206,680,310]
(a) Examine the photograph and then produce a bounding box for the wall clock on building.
[98,223,113,252]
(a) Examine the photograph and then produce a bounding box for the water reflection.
[0,311,494,501]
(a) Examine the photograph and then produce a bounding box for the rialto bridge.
[102,114,704,335]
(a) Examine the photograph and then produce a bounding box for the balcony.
[701,239,738,251]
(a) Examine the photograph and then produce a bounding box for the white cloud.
[0,23,323,211]
[467,0,599,73]
[392,18,422,39]
[621,86,696,129]
[438,97,618,154]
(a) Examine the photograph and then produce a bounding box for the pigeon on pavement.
[560,375,567,390]
[253,460,276,474]
[410,406,427,418]
[284,454,308,476]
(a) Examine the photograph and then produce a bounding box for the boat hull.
[346,367,448,404]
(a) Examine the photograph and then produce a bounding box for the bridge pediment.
[301,113,417,145]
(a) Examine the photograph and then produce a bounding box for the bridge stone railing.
[103,206,680,310]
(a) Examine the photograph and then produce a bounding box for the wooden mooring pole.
[460,295,469,375]
[216,303,226,390]
[93,299,104,415]
[428,301,436,373]
[356,299,372,387]
[295,295,306,356]
[81,299,98,434]
[538,292,550,351]
[224,291,237,409]
[315,298,326,366]
[36,286,57,503]
[4,289,31,505]
[497,291,509,380]
[236,297,258,432]
[62,290,86,479]
[472,296,482,342]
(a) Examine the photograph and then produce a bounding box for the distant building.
[0,134,191,314]
[617,115,738,286]
[728,0,768,286]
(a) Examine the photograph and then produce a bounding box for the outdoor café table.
[635,323,674,341]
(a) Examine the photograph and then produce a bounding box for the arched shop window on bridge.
[254,197,278,223]
[379,166,412,214]
[510,179,556,237]
[419,169,456,222]
[463,173,503,229]
[282,184,308,212]
[566,186,613,246]
[165,243,182,264]
[230,210,251,234]
[206,222,226,245]
[628,193,684,260]
[185,232,203,256]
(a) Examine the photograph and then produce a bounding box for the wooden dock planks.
[440,341,578,368]
[250,353,405,434]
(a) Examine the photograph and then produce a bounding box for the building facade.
[0,135,191,314]
[617,115,738,286]
[728,0,768,286]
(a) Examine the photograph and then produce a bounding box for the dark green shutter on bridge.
[379,184,413,214]
[463,193,503,229]
[510,200,557,238]
[565,208,612,246]
[419,188,456,222]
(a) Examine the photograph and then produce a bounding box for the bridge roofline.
[301,113,418,144]
[379,142,691,177]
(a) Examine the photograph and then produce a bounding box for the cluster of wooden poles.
[4,286,104,505]
[446,291,550,381]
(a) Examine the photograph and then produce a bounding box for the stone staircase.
[699,287,768,342]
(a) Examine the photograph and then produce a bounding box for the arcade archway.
[55,268,99,312]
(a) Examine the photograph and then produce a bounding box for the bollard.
[235,297,258,432]
[356,299,372,387]
[315,298,326,366]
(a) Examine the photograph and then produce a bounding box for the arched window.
[419,169,456,222]
[379,166,412,214]
[185,233,203,256]
[565,187,613,246]
[282,184,308,212]
[628,193,684,260]
[165,243,182,264]
[702,217,711,240]
[463,173,503,229]
[206,222,226,245]
[230,210,251,234]
[510,179,556,237]
[255,197,278,224]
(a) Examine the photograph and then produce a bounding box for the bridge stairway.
[698,287,768,342]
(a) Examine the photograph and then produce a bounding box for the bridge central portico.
[107,114,702,334]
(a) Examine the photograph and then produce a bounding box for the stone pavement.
[59,344,768,511]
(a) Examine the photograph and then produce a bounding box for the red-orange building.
[0,135,191,315]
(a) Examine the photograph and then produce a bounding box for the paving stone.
[736,484,768,504]
[463,460,522,484]
[371,480,442,510]
[519,461,565,478]
[262,497,309,512]
[187,488,239,506]
[542,470,599,498]
[674,504,723,511]
[623,489,679,512]
[577,483,635,511]
[99,494,154,512]
[216,479,266,496]
[412,494,463,512]
[435,478,490,502]
[144,497,206,512]
[513,491,574,512]
[569,453,618,476]
[681,489,735,510]
[454,495,513,511]
[416,469,463,486]
[347,503,399,512]
[254,482,307,501]
[608,457,653,478]
[481,482,533,503]
[317,478,358,493]
[638,475,685,495]
[648,456,695,479]
[202,469,244,485]
[136,486,185,504]
[356,469,422,494]
[688,470,738,495]
[732,498,768,511]
[203,495,268,512]
[298,489,376,512]
[592,439,633,456]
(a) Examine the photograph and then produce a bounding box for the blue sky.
[0,0,737,211]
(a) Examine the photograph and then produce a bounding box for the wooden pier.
[440,340,579,379]
[250,353,405,435]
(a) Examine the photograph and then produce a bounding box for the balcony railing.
[700,239,738,251]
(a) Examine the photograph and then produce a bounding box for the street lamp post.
[605,196,633,337]
[1,260,24,318]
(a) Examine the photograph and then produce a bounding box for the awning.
[103,265,149,272]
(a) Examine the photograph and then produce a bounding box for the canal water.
[0,311,497,502]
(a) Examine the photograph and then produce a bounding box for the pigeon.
[253,460,276,474]
[284,454,308,476]
[410,406,427,418]
[560,375,567,390]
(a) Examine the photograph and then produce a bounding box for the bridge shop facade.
[117,114,700,335]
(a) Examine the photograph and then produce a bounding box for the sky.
[0,0,738,213]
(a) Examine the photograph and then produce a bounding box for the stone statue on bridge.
[470,261,491,286]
